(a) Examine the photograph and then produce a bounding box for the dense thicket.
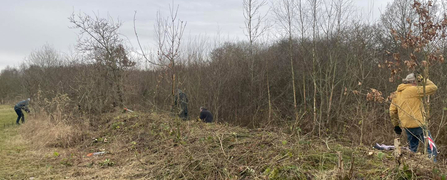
[1,0,447,149]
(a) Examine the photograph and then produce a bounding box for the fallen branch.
[337,151,344,177]
[216,133,227,157]
[348,152,355,179]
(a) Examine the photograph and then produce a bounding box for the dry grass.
[22,114,88,149]
[0,105,65,179]
[1,107,447,179]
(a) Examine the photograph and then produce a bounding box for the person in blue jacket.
[199,107,213,123]
[14,98,30,125]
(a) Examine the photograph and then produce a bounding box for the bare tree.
[272,0,301,133]
[69,12,135,109]
[243,0,268,82]
[320,0,353,127]
[243,0,269,50]
[381,0,418,38]
[308,0,320,136]
[27,44,63,68]
[135,2,186,110]
[0,67,22,103]
[297,0,309,112]
[157,6,187,109]
[243,0,269,125]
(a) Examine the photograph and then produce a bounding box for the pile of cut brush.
[20,110,447,179]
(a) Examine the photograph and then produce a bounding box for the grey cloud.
[0,0,393,71]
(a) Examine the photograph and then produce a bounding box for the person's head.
[403,73,416,85]
[200,106,206,112]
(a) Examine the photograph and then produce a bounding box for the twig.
[134,151,147,165]
[434,107,445,141]
[275,152,290,163]
[133,11,162,67]
[217,133,227,157]
[321,137,332,150]
[348,152,355,179]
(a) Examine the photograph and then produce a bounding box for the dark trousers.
[15,108,24,124]
[405,127,437,161]
[179,103,188,120]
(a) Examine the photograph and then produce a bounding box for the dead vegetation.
[2,109,442,179]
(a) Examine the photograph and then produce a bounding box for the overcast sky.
[0,0,393,71]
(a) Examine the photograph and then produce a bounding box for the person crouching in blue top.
[14,98,30,125]
[199,107,213,123]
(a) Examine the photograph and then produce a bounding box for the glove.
[417,74,423,83]
[394,126,402,135]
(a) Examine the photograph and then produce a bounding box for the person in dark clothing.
[14,98,30,125]
[174,89,188,120]
[199,107,213,123]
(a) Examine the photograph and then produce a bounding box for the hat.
[403,73,416,83]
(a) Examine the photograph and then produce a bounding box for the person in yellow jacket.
[390,73,438,161]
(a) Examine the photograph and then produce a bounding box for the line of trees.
[1,0,447,149]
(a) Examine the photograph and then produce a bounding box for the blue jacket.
[199,109,213,123]
[14,99,30,112]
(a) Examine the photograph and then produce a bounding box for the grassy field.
[0,105,60,179]
[0,105,30,179]
[0,105,17,129]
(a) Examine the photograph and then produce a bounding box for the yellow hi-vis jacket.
[390,79,437,128]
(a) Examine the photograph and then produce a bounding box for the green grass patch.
[0,105,17,129]
[0,105,60,179]
[0,104,26,178]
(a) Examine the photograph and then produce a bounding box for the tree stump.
[393,138,402,166]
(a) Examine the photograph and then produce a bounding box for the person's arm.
[422,79,438,95]
[23,101,30,112]
[389,96,402,134]
[199,111,205,120]
[24,106,30,113]
[408,79,438,97]
[390,98,399,127]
